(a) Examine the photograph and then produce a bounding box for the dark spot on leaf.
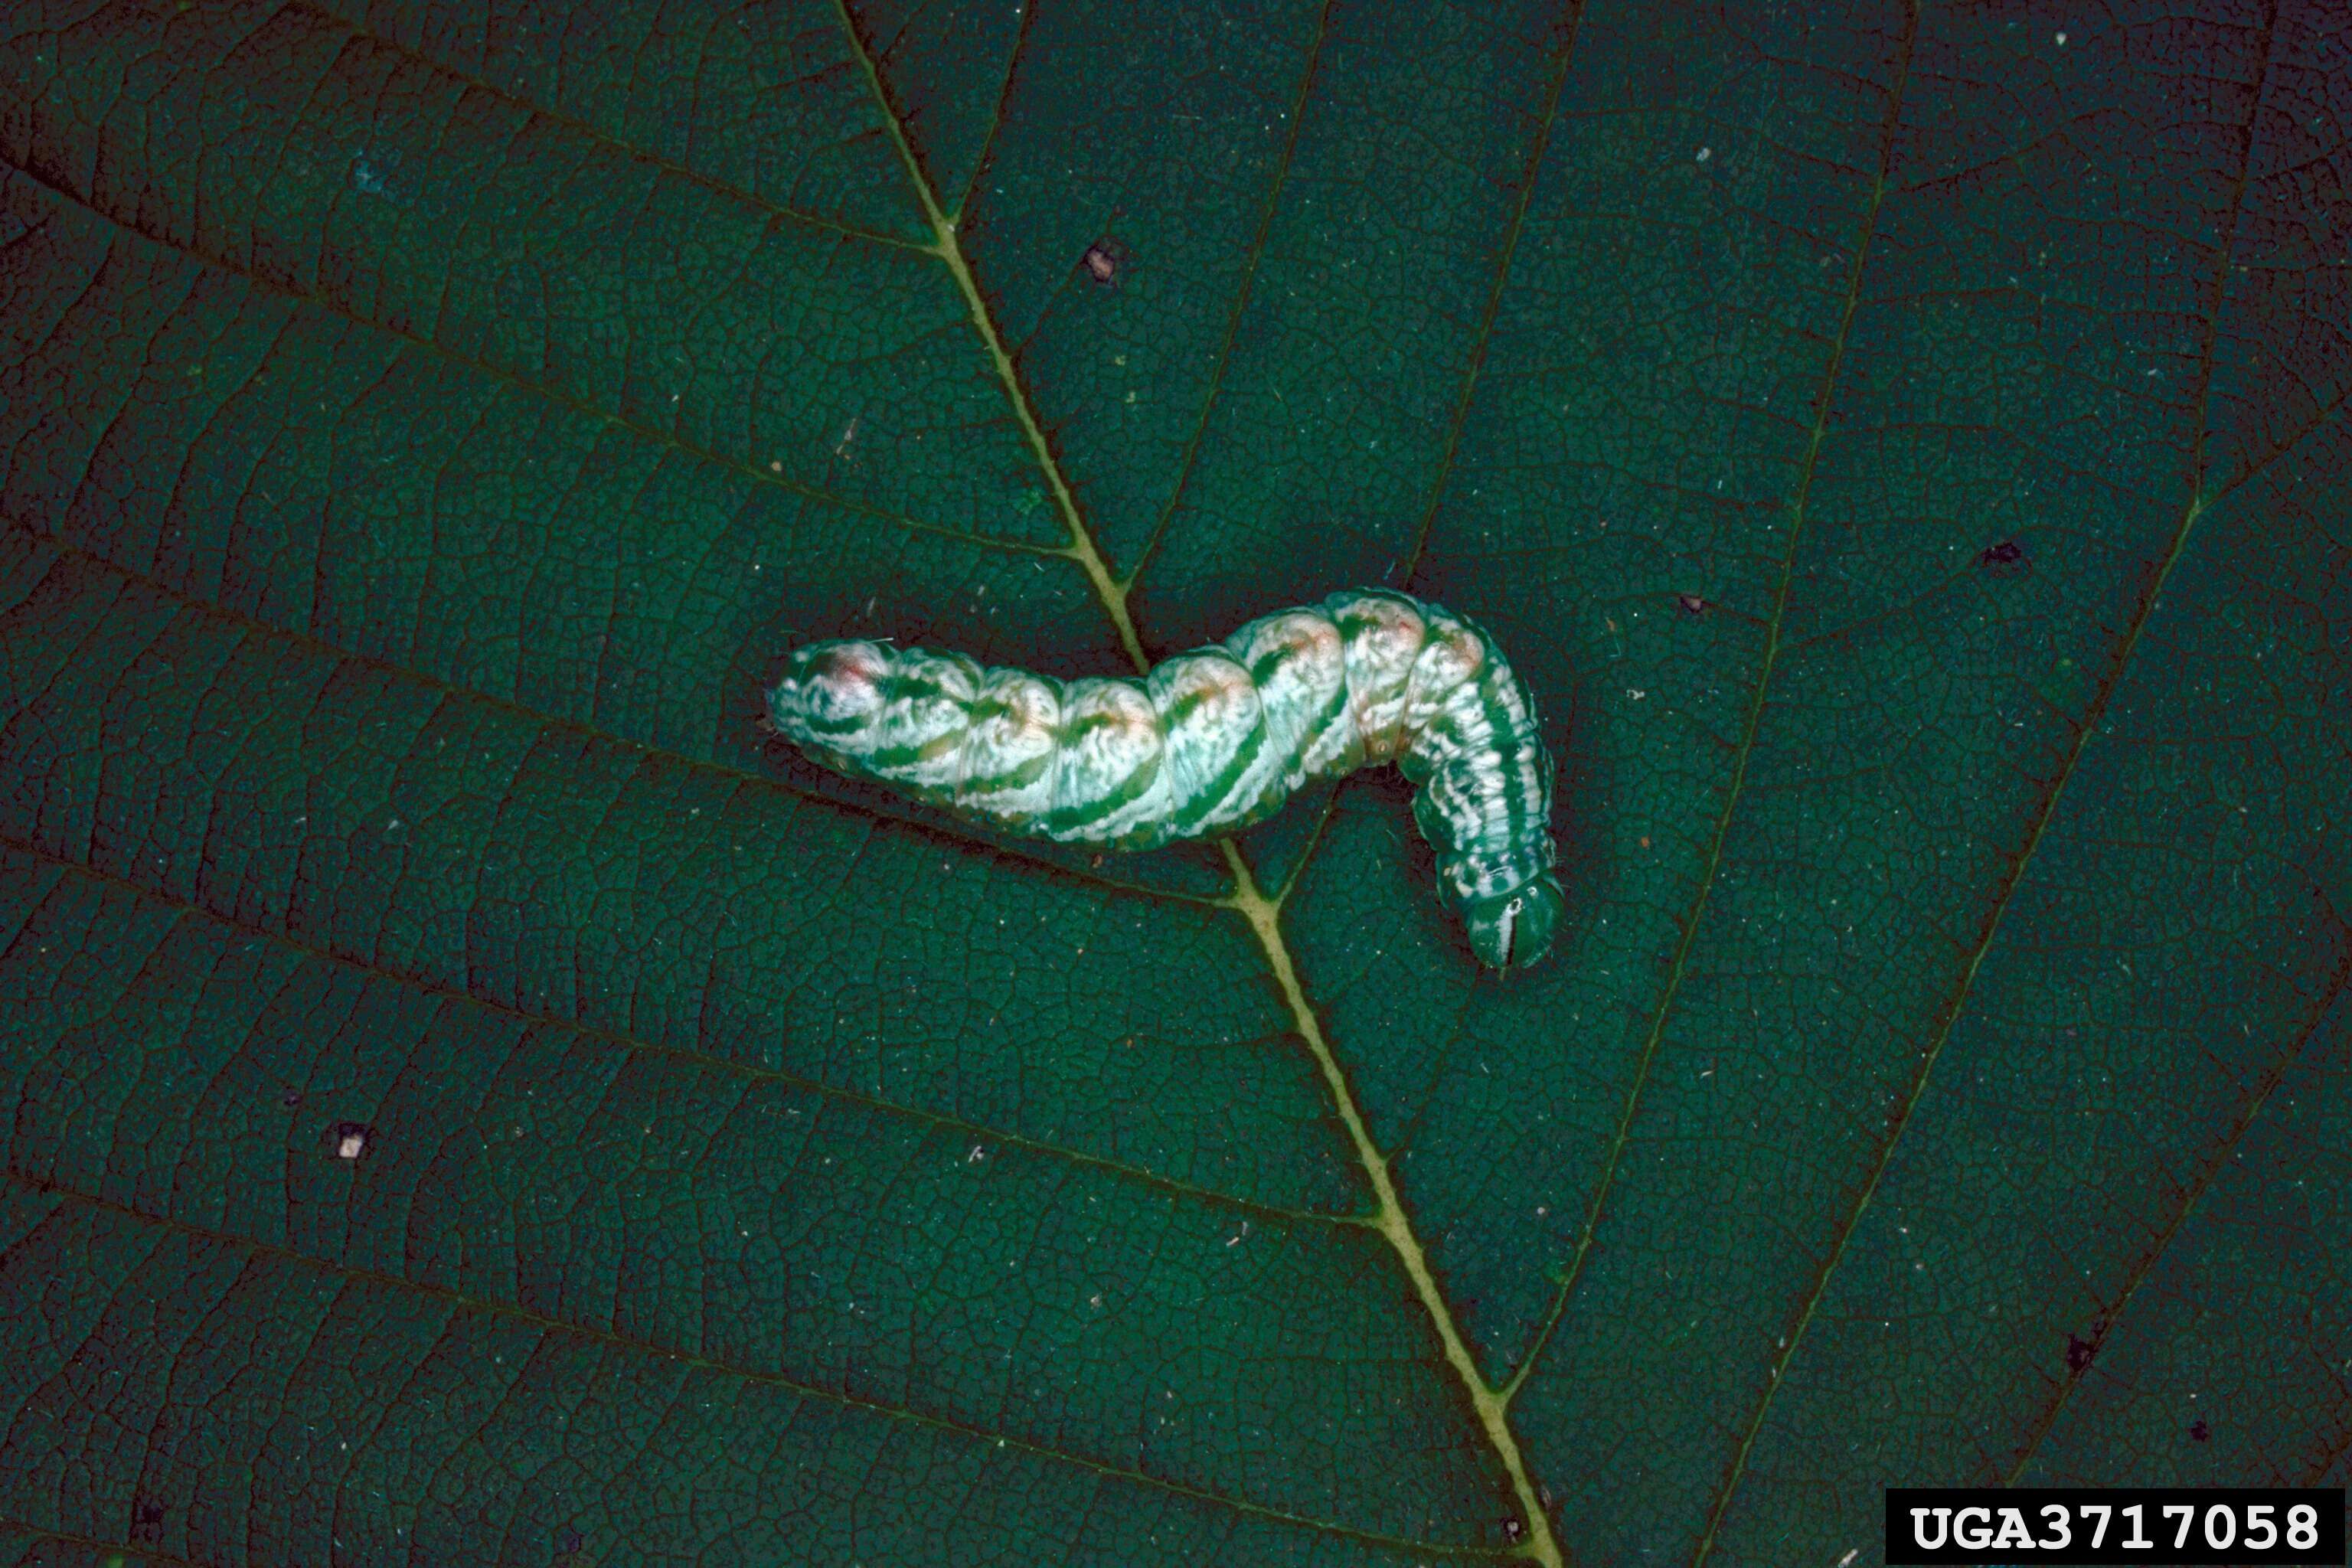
[556,1526,586,1556]
[1979,538,2026,567]
[1082,240,1126,288]
[2188,1418,2210,1442]
[281,1088,302,1108]
[328,1121,372,1161]
[2064,1331,2097,1372]
[1677,592,1707,616]
[132,1495,165,1535]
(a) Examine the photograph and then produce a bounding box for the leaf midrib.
[0,534,1472,1549]
[828,0,1147,669]
[22,3,2333,1560]
[831,4,1578,1559]
[2,38,1521,1537]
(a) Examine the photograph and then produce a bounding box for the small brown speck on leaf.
[2188,1418,2211,1442]
[1979,538,2026,567]
[1083,240,1125,287]
[1677,592,1707,616]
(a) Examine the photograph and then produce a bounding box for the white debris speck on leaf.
[333,1124,370,1161]
[351,153,404,201]
[1696,146,1711,162]
[2056,31,2067,44]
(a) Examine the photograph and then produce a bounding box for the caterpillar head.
[1462,871,1564,972]
[768,639,893,750]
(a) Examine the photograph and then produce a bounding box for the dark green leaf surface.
[1,2,2347,1565]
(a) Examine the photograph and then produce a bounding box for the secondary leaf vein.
[830,8,1571,1557]
[1690,7,2285,1553]
[0,155,1041,561]
[0,831,1328,1232]
[1507,0,1923,1412]
[2001,924,2352,1481]
[0,1171,1506,1562]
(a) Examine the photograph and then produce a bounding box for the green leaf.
[1,0,2347,1564]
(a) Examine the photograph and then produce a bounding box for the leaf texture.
[0,1,2347,1565]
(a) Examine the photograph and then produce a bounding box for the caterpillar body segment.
[767,590,1563,969]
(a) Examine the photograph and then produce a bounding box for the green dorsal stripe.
[1171,711,1267,834]
[1250,645,1297,684]
[1046,742,1164,833]
[1295,666,1353,767]
[767,590,1562,970]
[959,750,1053,800]
[862,730,967,770]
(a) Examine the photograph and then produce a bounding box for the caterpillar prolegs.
[766,590,1563,969]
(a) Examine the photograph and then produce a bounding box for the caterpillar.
[766,590,1563,969]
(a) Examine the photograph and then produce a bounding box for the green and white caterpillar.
[766,590,1563,969]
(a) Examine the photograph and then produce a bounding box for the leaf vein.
[831,8,1569,1555]
[4,524,1205,908]
[286,0,928,254]
[1396,3,1586,586]
[2001,919,2352,1482]
[0,815,1328,1231]
[0,1171,1509,1561]
[1118,0,1338,596]
[0,155,1044,562]
[1690,5,2288,1552]
[1506,0,1924,1415]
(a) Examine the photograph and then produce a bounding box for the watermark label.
[1886,1488,2344,1566]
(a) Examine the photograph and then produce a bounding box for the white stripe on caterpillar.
[767,590,1563,969]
